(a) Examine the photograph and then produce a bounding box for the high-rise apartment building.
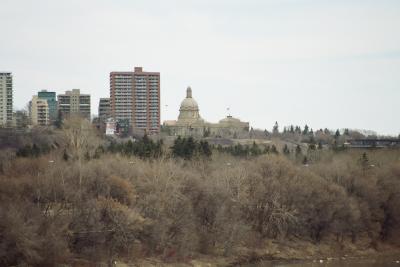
[58,89,91,120]
[98,98,111,123]
[38,90,57,122]
[0,72,13,127]
[110,67,160,133]
[30,95,49,126]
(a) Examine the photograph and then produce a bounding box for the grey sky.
[1,0,399,135]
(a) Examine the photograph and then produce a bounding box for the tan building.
[0,72,13,127]
[164,87,249,138]
[30,95,49,126]
[58,89,91,120]
[110,67,160,133]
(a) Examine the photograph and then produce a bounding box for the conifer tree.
[335,129,341,138]
[250,142,261,156]
[282,144,290,155]
[295,145,302,160]
[317,141,323,150]
[199,140,212,158]
[359,152,370,170]
[271,144,278,154]
[273,121,279,134]
[302,125,309,135]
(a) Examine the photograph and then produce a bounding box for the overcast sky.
[1,0,399,135]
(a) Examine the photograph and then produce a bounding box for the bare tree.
[62,116,102,195]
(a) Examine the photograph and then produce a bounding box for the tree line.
[1,118,399,266]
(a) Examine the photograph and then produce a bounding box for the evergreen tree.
[335,129,341,139]
[290,125,295,134]
[172,136,184,158]
[273,121,279,134]
[282,144,290,155]
[271,144,278,154]
[154,139,163,158]
[199,140,212,158]
[185,137,196,159]
[31,144,40,157]
[250,142,261,156]
[295,145,302,157]
[302,125,309,135]
[125,140,134,155]
[54,110,63,129]
[317,141,323,150]
[359,152,370,170]
[63,148,69,161]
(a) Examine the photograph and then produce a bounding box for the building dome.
[179,87,199,111]
[178,87,202,124]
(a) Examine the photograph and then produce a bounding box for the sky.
[0,0,399,135]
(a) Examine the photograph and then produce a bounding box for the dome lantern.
[186,86,192,98]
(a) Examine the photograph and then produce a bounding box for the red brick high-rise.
[110,67,160,133]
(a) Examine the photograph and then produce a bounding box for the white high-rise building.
[0,72,13,127]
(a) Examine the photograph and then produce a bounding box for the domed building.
[164,87,249,138]
[177,87,204,125]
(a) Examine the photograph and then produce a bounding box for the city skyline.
[1,0,400,135]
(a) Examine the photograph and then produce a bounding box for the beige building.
[0,72,13,127]
[58,89,91,120]
[164,87,249,138]
[30,95,50,126]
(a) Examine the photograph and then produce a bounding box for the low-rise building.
[164,87,249,138]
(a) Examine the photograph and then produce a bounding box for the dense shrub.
[1,121,399,265]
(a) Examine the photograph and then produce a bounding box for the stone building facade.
[58,89,91,120]
[164,87,249,138]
